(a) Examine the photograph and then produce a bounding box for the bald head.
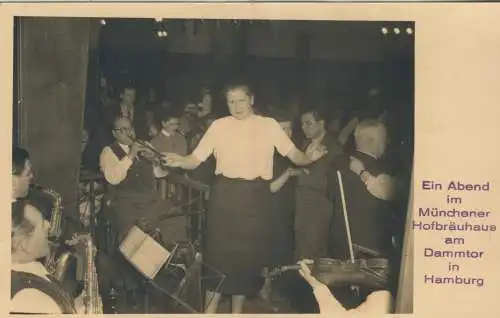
[113,116,131,129]
[354,119,388,158]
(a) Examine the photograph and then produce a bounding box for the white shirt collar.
[11,261,49,278]
[161,129,172,137]
[118,142,130,151]
[357,149,378,159]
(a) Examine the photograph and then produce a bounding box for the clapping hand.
[349,156,365,175]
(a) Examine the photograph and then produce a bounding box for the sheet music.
[119,226,172,280]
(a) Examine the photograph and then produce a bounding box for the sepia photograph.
[11,14,414,314]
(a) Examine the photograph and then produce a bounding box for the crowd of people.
[12,76,412,314]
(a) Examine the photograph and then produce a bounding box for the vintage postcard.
[1,2,499,316]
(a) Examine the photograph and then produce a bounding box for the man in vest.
[99,116,188,305]
[11,146,84,314]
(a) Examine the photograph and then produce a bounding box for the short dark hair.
[159,107,183,123]
[223,82,254,98]
[12,147,29,176]
[300,108,327,122]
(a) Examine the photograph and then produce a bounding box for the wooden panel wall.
[18,17,90,221]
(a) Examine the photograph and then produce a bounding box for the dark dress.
[203,176,273,296]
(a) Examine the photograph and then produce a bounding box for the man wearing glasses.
[99,116,188,308]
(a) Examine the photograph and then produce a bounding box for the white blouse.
[192,115,296,180]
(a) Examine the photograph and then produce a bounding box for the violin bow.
[337,170,359,296]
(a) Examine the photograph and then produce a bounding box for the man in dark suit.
[327,119,398,310]
[103,84,149,142]
[294,108,344,260]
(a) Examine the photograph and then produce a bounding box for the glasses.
[114,127,133,133]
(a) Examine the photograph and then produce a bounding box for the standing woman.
[162,83,327,313]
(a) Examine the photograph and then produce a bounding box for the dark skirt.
[203,176,272,295]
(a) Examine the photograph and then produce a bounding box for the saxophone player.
[11,147,85,314]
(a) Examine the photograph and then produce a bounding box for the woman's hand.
[309,145,328,162]
[161,153,184,168]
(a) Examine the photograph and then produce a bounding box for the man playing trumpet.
[99,116,188,304]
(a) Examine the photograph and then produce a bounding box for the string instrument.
[263,257,390,290]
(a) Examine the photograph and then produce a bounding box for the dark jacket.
[297,133,344,192]
[328,151,397,259]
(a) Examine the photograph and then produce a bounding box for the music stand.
[146,246,225,313]
[119,227,225,313]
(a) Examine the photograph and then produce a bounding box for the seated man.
[11,147,84,314]
[99,116,188,305]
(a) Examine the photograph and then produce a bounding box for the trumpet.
[128,136,167,166]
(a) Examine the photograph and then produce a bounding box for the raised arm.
[162,121,216,170]
[270,119,327,166]
[99,143,147,185]
[162,154,202,170]
[286,147,327,166]
[338,117,359,146]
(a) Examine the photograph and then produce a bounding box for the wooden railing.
[156,172,210,250]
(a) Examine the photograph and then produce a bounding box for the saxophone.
[30,184,71,280]
[30,184,64,239]
[81,234,103,314]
